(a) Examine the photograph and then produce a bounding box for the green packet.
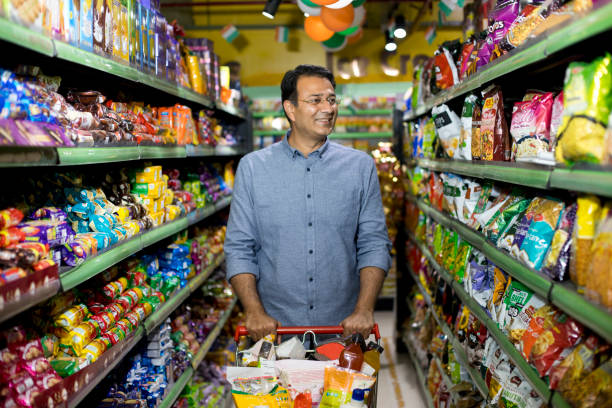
[453,241,472,284]
[484,197,532,243]
[443,231,459,273]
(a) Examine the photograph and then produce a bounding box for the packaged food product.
[480,85,510,161]
[556,54,612,165]
[542,204,576,281]
[320,366,375,408]
[82,338,108,363]
[550,92,564,149]
[571,195,601,288]
[471,99,482,160]
[518,198,564,271]
[520,305,558,361]
[530,313,583,377]
[0,208,24,229]
[41,334,59,358]
[587,207,612,309]
[54,304,89,329]
[422,117,437,159]
[0,227,25,248]
[498,279,546,344]
[50,356,88,377]
[569,359,612,408]
[432,104,461,159]
[508,197,546,257]
[433,48,459,92]
[500,2,541,51]
[511,92,554,162]
[458,95,476,160]
[63,320,100,356]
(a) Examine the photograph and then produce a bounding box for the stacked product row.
[0,66,235,147]
[0,223,226,407]
[1,0,221,100]
[405,50,612,167]
[407,0,593,114]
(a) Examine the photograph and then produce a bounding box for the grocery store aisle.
[375,311,427,408]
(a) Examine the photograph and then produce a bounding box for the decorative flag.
[438,9,446,26]
[275,26,289,43]
[221,24,239,43]
[425,24,437,44]
[439,0,458,16]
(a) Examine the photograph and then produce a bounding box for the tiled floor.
[375,310,428,408]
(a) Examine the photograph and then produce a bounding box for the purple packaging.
[61,241,87,267]
[18,220,75,247]
[30,207,68,222]
[155,11,166,78]
[12,120,71,146]
[0,119,29,145]
[478,0,519,70]
[147,7,156,73]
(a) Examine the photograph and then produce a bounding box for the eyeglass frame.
[297,96,340,106]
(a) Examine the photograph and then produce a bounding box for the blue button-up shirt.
[224,133,392,327]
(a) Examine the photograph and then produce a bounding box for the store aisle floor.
[375,311,427,408]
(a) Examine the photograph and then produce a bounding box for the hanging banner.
[221,24,239,43]
[275,26,289,43]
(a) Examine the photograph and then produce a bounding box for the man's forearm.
[229,273,266,314]
[355,266,386,312]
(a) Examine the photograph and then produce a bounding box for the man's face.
[287,76,338,138]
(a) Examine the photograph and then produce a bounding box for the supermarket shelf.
[139,145,187,160]
[433,356,460,404]
[403,334,435,408]
[0,17,54,56]
[416,159,612,198]
[57,146,140,165]
[185,145,216,157]
[191,296,238,368]
[158,367,194,408]
[417,159,551,190]
[403,1,612,122]
[0,276,61,324]
[410,236,571,407]
[414,198,612,344]
[253,109,392,118]
[188,254,225,293]
[60,198,230,291]
[66,327,145,408]
[215,101,247,120]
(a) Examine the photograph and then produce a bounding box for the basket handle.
[234,324,381,342]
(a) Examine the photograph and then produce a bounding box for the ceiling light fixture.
[393,14,407,39]
[384,30,397,52]
[262,0,281,19]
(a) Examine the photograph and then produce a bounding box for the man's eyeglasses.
[299,96,340,106]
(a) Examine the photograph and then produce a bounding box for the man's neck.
[287,128,326,158]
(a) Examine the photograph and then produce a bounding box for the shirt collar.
[282,130,331,160]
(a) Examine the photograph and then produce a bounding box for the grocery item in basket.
[518,198,564,271]
[320,366,375,408]
[433,104,461,159]
[556,54,612,165]
[570,195,601,288]
[498,279,546,344]
[481,85,510,161]
[586,206,612,309]
[510,92,554,162]
[541,203,576,281]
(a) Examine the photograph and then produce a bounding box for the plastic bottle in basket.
[363,341,384,375]
[339,389,367,408]
[339,334,365,371]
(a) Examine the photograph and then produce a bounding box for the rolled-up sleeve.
[224,156,260,281]
[356,159,392,274]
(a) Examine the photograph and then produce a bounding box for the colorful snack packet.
[518,198,565,271]
[0,208,24,229]
[54,304,89,329]
[511,92,554,162]
[541,204,576,281]
[471,98,482,160]
[570,195,601,288]
[480,85,510,161]
[432,104,462,159]
[498,279,546,344]
[586,205,612,309]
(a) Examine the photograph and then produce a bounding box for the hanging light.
[262,0,282,19]
[393,14,406,39]
[384,30,397,52]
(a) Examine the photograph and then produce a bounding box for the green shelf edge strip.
[404,2,612,122]
[415,199,612,342]
[410,236,572,408]
[67,327,145,408]
[188,255,225,293]
[139,146,187,159]
[158,367,194,408]
[192,297,238,369]
[57,147,140,165]
[0,17,54,56]
[253,109,392,118]
[60,197,229,291]
[403,335,435,408]
[549,168,612,199]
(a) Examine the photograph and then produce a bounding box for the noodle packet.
[556,54,612,165]
[541,204,576,281]
[518,198,564,271]
[511,92,554,162]
[481,85,510,161]
[433,104,462,159]
[459,95,477,160]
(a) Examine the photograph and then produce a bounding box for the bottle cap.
[351,388,365,402]
[367,341,384,353]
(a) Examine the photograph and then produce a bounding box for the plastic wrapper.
[0,208,24,229]
[61,320,100,356]
[556,54,612,165]
[511,92,554,162]
[82,338,108,363]
[18,220,75,247]
[471,99,482,160]
[586,207,612,309]
[320,366,375,408]
[31,207,68,222]
[54,304,89,329]
[480,85,510,161]
[508,197,547,258]
[433,104,462,159]
[542,204,576,281]
[433,48,459,92]
[499,279,546,344]
[50,357,88,377]
[458,95,476,160]
[570,195,601,288]
[569,359,612,408]
[518,198,564,271]
[0,227,25,248]
[520,305,558,361]
[530,314,583,377]
[423,118,437,159]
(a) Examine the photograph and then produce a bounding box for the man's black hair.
[280,65,336,123]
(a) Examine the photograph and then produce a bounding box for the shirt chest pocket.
[320,184,360,230]
[254,183,304,230]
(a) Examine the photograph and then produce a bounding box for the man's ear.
[283,99,296,123]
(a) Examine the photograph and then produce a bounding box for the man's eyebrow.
[305,92,336,97]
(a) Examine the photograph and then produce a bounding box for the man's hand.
[340,307,374,339]
[245,310,279,341]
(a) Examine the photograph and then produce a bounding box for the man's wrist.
[354,305,374,314]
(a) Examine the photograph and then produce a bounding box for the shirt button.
[307,194,311,198]
[307,168,311,172]
[309,249,313,254]
[308,222,312,227]
[309,277,313,282]
[309,305,314,310]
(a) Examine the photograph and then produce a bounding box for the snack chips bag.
[459,95,477,160]
[498,280,546,344]
[511,92,554,162]
[518,198,564,271]
[432,104,462,159]
[570,195,601,288]
[481,85,510,161]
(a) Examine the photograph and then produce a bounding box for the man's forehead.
[297,76,335,95]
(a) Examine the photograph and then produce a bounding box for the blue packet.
[518,198,564,271]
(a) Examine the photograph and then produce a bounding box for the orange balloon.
[311,0,338,4]
[304,16,334,42]
[347,28,363,45]
[321,4,354,32]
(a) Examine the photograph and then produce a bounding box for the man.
[224,64,391,341]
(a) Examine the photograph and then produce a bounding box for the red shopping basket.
[233,325,381,407]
